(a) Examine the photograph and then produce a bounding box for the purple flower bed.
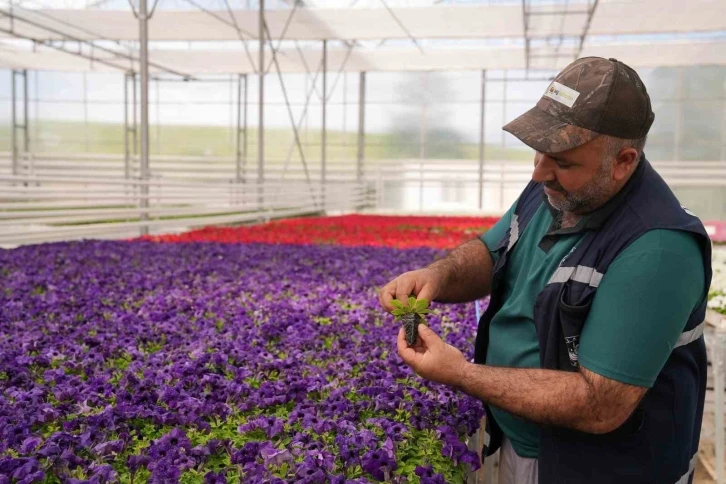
[0,241,484,483]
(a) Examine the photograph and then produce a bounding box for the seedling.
[391,297,432,345]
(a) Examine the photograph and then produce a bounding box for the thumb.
[417,324,442,347]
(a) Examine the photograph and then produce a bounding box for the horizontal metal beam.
[0,8,195,78]
[529,53,577,58]
[526,10,590,15]
[0,26,132,72]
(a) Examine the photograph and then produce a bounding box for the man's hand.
[397,324,467,387]
[379,268,443,312]
[378,240,494,312]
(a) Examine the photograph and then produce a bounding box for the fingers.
[378,272,417,312]
[416,283,435,305]
[379,280,397,312]
[397,327,416,365]
[416,324,441,348]
[395,276,416,305]
[380,269,441,313]
[397,327,406,349]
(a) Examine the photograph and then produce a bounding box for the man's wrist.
[452,360,476,394]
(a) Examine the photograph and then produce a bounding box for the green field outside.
[0,120,532,162]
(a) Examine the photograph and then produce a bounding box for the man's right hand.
[378,268,443,312]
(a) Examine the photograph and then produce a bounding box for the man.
[379,57,712,484]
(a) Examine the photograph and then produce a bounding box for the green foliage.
[709,290,726,315]
[313,316,332,326]
[107,352,133,371]
[390,297,432,320]
[140,334,167,354]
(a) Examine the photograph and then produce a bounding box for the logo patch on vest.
[565,335,580,367]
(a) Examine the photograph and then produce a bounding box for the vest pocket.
[557,283,593,368]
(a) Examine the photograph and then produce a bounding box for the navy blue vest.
[474,157,712,484]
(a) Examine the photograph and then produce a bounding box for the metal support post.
[10,70,29,178]
[243,74,248,184]
[22,70,28,155]
[124,72,130,180]
[139,0,150,236]
[258,0,265,209]
[123,72,139,181]
[235,73,242,183]
[83,72,89,151]
[715,328,726,484]
[478,69,486,211]
[321,39,327,210]
[155,79,161,155]
[304,75,309,143]
[10,70,17,177]
[132,72,138,161]
[357,72,366,185]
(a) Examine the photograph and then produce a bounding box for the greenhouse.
[1,0,725,483]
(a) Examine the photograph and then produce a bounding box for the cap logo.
[544,81,580,108]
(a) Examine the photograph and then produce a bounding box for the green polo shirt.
[480,198,706,459]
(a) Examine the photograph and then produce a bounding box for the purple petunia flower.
[203,470,227,484]
[361,446,397,482]
[260,443,293,467]
[19,437,41,454]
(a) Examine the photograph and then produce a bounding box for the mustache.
[544,181,566,194]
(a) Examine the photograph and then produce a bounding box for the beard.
[544,159,614,214]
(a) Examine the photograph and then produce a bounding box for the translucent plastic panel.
[36,102,86,122]
[640,67,678,102]
[365,72,410,104]
[680,66,726,101]
[86,73,124,102]
[150,78,235,104]
[671,187,726,221]
[679,100,724,161]
[152,103,235,127]
[504,79,549,103]
[645,102,677,162]
[34,72,86,101]
[153,123,235,157]
[324,72,361,107]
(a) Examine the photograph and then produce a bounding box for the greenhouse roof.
[2,1,724,41]
[0,0,724,75]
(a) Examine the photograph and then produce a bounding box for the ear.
[612,147,639,182]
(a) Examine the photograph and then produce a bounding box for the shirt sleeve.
[480,201,516,256]
[578,229,706,388]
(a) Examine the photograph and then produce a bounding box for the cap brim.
[503,106,600,154]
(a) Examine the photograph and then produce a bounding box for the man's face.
[531,136,616,215]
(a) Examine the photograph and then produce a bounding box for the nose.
[532,152,556,183]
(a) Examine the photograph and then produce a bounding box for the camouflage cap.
[503,57,655,153]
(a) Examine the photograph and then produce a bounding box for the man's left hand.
[397,324,468,387]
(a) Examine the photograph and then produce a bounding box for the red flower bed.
[143,214,500,249]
